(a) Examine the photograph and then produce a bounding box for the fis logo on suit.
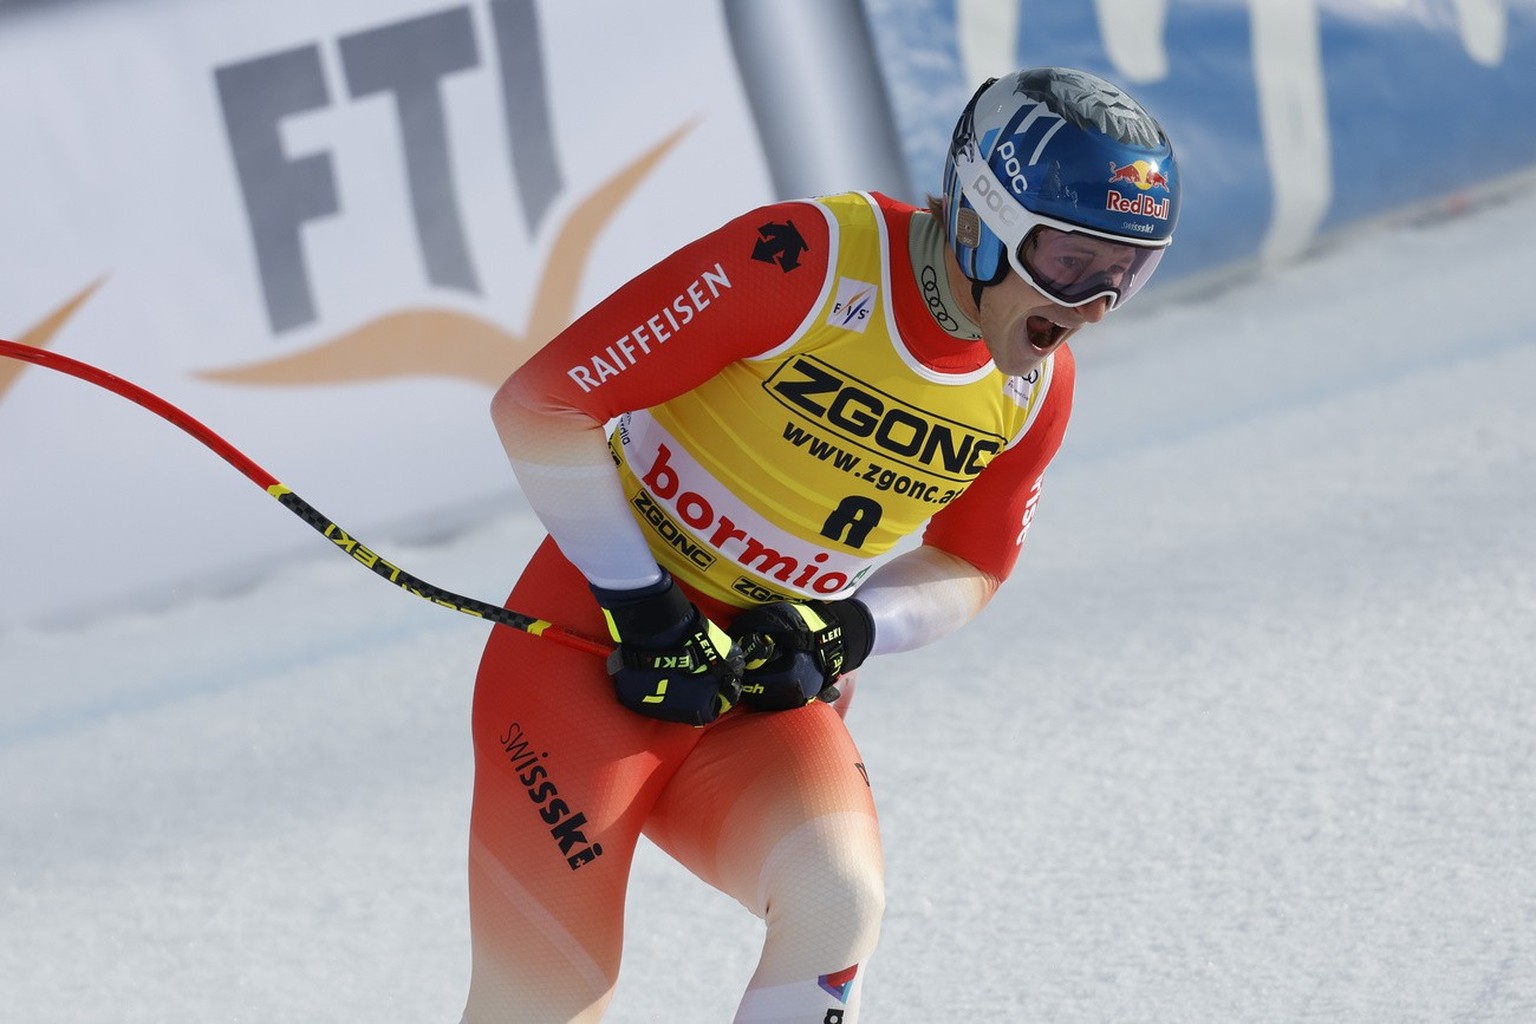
[828,277,876,332]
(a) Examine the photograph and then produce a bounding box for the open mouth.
[1027,315,1069,353]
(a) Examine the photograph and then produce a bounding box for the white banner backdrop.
[0,0,776,625]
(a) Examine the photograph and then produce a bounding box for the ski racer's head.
[940,67,1180,350]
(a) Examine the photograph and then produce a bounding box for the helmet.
[941,67,1180,309]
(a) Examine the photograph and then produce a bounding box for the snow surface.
[4,189,1536,1023]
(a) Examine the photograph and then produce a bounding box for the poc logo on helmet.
[995,139,1030,193]
[968,172,1019,225]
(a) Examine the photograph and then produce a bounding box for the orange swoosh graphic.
[0,276,106,403]
[198,119,697,390]
[196,308,518,389]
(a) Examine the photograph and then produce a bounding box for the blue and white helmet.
[942,67,1181,308]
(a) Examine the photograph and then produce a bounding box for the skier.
[463,66,1181,1022]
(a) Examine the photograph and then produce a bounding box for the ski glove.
[593,572,744,726]
[728,598,875,711]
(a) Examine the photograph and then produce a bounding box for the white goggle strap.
[952,139,1031,264]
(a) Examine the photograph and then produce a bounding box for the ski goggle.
[954,141,1169,309]
[1014,224,1165,309]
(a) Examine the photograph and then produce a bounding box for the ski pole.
[0,337,613,658]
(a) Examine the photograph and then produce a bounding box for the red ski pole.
[0,337,612,658]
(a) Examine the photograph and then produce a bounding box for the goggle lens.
[1013,226,1164,309]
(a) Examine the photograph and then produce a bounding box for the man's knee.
[757,812,885,966]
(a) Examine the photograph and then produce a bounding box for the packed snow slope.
[3,188,1534,1022]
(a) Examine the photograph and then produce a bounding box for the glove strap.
[593,573,736,677]
[804,598,875,678]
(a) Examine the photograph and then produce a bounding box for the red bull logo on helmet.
[1108,160,1171,192]
[1107,159,1172,220]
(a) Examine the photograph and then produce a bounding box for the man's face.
[971,268,1111,377]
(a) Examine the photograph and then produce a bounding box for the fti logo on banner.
[190,3,698,394]
[828,278,876,332]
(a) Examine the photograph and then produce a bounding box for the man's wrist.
[592,571,690,645]
[817,598,875,673]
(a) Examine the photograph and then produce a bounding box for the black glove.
[728,599,875,711]
[593,572,744,726]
